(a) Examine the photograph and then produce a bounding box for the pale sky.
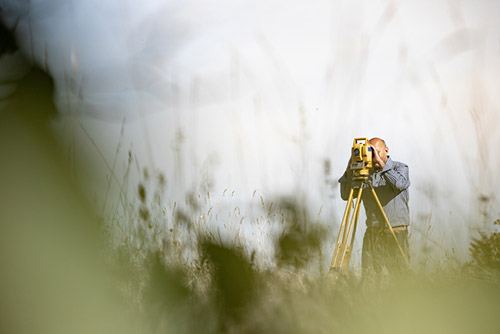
[2,0,500,267]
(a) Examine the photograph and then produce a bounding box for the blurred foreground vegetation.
[103,207,500,334]
[2,20,500,334]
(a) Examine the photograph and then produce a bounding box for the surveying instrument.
[330,138,410,272]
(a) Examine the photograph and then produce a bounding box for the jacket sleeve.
[382,162,410,191]
[338,172,352,201]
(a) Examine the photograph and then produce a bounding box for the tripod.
[330,176,410,272]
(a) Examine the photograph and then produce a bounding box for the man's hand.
[371,146,386,169]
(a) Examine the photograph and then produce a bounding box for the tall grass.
[96,156,500,333]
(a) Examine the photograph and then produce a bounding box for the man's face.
[369,139,389,168]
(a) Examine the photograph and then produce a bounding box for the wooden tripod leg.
[330,188,355,269]
[339,187,363,271]
[368,185,410,268]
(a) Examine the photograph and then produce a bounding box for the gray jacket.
[339,157,410,227]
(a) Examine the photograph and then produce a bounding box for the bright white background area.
[2,0,500,269]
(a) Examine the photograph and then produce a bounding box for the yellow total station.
[349,137,373,180]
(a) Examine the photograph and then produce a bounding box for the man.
[339,138,410,274]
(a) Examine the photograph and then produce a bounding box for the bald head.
[369,137,389,168]
[369,137,386,148]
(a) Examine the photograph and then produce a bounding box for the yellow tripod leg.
[330,188,355,269]
[339,187,364,272]
[369,185,410,269]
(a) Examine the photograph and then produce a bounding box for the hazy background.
[2,0,500,269]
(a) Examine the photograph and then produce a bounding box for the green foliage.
[468,220,500,279]
[105,185,500,333]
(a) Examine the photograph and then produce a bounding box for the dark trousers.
[362,226,410,275]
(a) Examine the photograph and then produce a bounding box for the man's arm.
[338,158,354,200]
[381,162,410,191]
[339,173,352,200]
